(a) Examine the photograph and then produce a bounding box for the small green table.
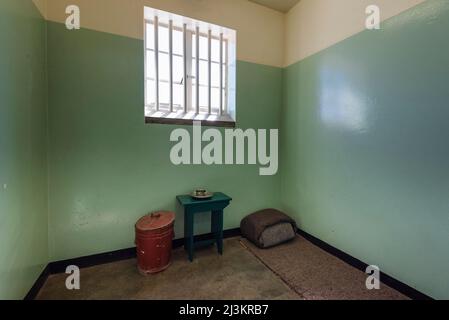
[176,192,232,262]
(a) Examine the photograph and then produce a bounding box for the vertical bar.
[208,30,212,115]
[183,24,188,113]
[154,16,159,111]
[224,40,228,114]
[219,33,223,116]
[186,29,193,113]
[169,20,173,112]
[144,21,148,111]
[195,26,200,114]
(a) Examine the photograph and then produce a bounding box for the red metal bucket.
[135,211,175,275]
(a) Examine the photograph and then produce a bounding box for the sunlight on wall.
[319,69,368,132]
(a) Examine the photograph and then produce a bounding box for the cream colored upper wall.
[45,0,284,67]
[40,0,427,68]
[32,0,47,18]
[285,0,425,67]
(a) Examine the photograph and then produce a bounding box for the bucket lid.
[136,211,175,231]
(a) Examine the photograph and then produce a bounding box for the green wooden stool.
[176,192,232,262]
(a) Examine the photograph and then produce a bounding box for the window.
[144,7,236,126]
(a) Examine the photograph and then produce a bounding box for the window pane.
[211,63,220,87]
[211,88,220,111]
[173,29,183,56]
[199,86,208,109]
[158,25,169,53]
[146,23,154,50]
[145,50,155,79]
[211,38,220,62]
[199,60,208,86]
[143,12,235,121]
[173,55,184,84]
[159,81,169,107]
[191,57,197,81]
[199,35,208,60]
[146,80,156,106]
[173,84,184,110]
[159,52,169,81]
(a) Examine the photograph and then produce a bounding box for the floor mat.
[240,236,408,300]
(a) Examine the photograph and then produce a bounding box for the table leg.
[184,209,194,262]
[211,210,224,255]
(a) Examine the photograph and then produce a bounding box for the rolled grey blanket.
[240,209,297,248]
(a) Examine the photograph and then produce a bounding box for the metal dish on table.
[191,190,214,200]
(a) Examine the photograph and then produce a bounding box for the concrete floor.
[37,238,300,300]
[37,236,408,300]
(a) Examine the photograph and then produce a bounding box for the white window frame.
[144,7,236,126]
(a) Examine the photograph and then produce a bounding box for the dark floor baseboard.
[24,228,241,300]
[296,228,433,300]
[25,226,432,301]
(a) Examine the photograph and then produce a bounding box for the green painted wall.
[4,0,445,300]
[0,0,48,299]
[47,22,282,261]
[281,0,449,299]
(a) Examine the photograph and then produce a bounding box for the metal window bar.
[169,20,173,112]
[195,26,200,114]
[219,33,223,116]
[146,77,183,85]
[145,19,222,40]
[208,30,212,115]
[224,39,228,114]
[146,18,230,117]
[146,78,221,90]
[145,48,183,58]
[154,16,159,111]
[144,21,148,113]
[183,24,188,113]
[185,29,193,113]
